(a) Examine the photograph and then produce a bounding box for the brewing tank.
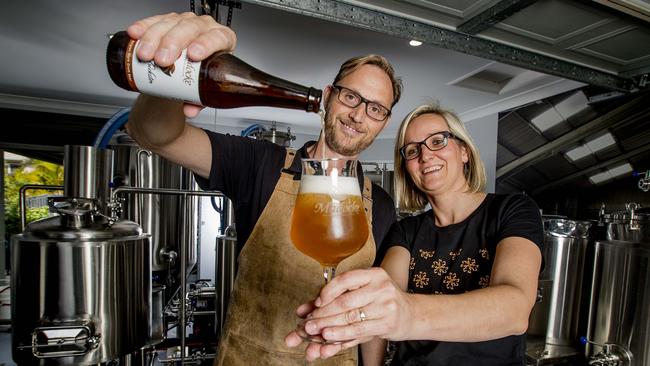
[527,218,593,364]
[585,210,650,365]
[11,199,151,365]
[110,133,198,279]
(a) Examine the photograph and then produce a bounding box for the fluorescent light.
[531,108,563,132]
[608,163,633,177]
[588,163,634,184]
[586,133,616,152]
[589,171,612,184]
[565,132,616,162]
[554,91,588,120]
[565,145,591,161]
[409,40,422,47]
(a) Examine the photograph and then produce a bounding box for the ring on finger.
[359,308,367,322]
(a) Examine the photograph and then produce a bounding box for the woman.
[285,103,544,365]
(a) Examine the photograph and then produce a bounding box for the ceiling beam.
[496,92,650,179]
[241,0,637,91]
[531,143,650,195]
[457,0,539,35]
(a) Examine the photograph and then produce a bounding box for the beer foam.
[299,175,361,196]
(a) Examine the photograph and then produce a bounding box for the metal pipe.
[190,311,216,316]
[111,186,223,365]
[180,195,186,364]
[19,184,64,230]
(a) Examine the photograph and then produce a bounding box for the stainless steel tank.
[110,132,198,277]
[585,210,650,366]
[527,218,592,364]
[11,199,151,365]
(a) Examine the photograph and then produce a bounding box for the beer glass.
[290,158,369,342]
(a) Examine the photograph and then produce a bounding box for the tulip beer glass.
[291,158,369,283]
[290,158,369,342]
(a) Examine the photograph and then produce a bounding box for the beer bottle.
[106,31,322,112]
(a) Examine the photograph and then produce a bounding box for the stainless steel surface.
[525,336,582,366]
[529,219,592,349]
[216,198,237,338]
[63,145,113,216]
[604,209,650,243]
[586,239,650,366]
[18,184,63,231]
[110,186,222,365]
[149,285,166,346]
[11,210,151,365]
[215,236,237,338]
[111,134,199,275]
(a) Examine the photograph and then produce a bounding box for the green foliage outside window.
[4,159,64,241]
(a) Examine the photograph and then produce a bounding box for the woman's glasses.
[399,131,458,160]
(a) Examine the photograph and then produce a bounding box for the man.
[125,12,402,365]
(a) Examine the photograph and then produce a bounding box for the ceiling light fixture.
[409,40,422,47]
[588,163,633,184]
[565,132,616,162]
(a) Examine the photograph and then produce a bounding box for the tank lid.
[21,215,146,241]
[604,211,650,223]
[545,218,592,238]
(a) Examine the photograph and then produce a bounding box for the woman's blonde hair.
[394,103,487,211]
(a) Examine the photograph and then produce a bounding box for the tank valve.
[581,337,632,366]
[159,249,178,265]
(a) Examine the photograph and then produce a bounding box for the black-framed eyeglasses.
[399,131,458,160]
[332,85,391,122]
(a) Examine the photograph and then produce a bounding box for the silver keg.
[529,219,592,347]
[584,209,650,365]
[11,198,151,365]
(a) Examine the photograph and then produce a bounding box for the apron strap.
[280,149,298,179]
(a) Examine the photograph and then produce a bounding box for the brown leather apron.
[214,149,375,365]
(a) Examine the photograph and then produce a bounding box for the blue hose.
[241,123,266,137]
[93,107,131,148]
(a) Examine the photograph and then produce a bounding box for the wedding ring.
[359,309,367,322]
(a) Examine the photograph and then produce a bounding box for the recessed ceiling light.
[409,40,422,47]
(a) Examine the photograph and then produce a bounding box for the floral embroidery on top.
[409,257,415,270]
[419,249,435,259]
[432,259,448,276]
[443,272,459,290]
[449,249,463,260]
[461,258,479,273]
[479,275,490,288]
[479,248,489,260]
[413,271,430,288]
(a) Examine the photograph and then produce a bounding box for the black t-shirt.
[195,131,397,259]
[384,193,544,366]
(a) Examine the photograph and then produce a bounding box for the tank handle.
[19,325,101,358]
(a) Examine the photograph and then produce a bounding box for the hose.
[93,107,131,148]
[240,123,266,137]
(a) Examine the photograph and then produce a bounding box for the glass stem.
[322,266,336,284]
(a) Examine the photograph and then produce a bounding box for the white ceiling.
[0,0,584,140]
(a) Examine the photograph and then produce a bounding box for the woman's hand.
[285,267,411,360]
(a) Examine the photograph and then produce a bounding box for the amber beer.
[291,175,369,267]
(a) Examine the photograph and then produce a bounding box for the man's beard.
[323,110,372,156]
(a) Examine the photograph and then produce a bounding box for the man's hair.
[333,55,403,107]
[394,102,487,211]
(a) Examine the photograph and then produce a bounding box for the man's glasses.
[399,131,458,160]
[332,85,391,122]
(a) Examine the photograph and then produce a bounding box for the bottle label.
[127,40,202,104]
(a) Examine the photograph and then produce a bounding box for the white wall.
[465,114,498,193]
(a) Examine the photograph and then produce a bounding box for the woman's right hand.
[304,268,412,347]
[126,12,237,117]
